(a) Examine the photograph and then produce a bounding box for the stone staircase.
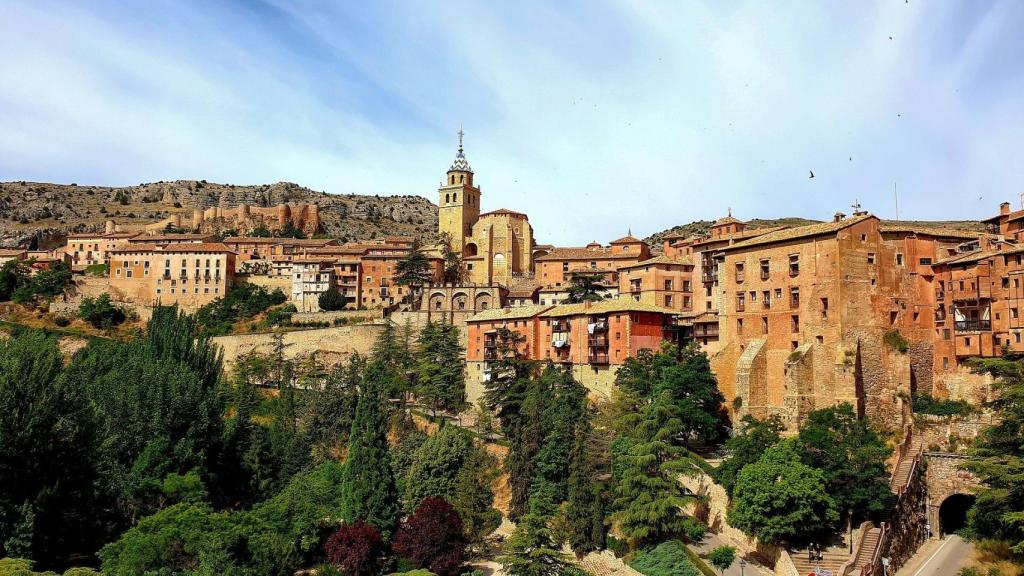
[791,547,851,576]
[890,437,923,493]
[850,527,882,572]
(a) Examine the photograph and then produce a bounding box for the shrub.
[912,393,974,417]
[318,287,346,311]
[392,497,467,576]
[84,263,108,277]
[194,284,287,335]
[629,541,701,576]
[883,330,910,353]
[78,293,126,329]
[324,521,385,576]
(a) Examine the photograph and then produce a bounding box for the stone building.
[291,257,337,312]
[534,235,650,293]
[65,231,139,269]
[437,132,535,287]
[108,242,236,310]
[189,202,320,236]
[465,299,681,402]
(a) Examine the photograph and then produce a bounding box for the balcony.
[952,286,991,301]
[552,320,571,332]
[587,353,610,364]
[935,291,945,302]
[484,340,497,349]
[588,336,609,347]
[484,349,499,361]
[955,319,991,332]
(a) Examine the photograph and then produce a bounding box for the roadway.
[894,536,973,576]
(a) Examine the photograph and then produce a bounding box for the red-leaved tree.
[325,520,385,576]
[392,497,468,576]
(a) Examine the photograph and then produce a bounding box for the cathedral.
[437,132,535,286]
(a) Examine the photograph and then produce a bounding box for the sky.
[1,1,1023,245]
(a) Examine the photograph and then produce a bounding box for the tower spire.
[449,126,473,173]
[458,125,464,152]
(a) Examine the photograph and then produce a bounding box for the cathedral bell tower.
[438,129,481,253]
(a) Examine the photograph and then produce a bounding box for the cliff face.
[0,180,440,248]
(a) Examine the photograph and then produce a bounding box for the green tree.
[0,330,99,566]
[615,343,725,444]
[340,377,400,535]
[78,293,126,329]
[438,232,465,284]
[565,272,609,303]
[404,424,475,509]
[611,391,702,550]
[415,320,466,417]
[499,510,573,576]
[963,357,1024,551]
[716,415,784,496]
[728,440,838,546]
[564,408,606,555]
[304,354,363,462]
[0,259,30,301]
[451,445,501,552]
[707,546,736,575]
[395,240,433,300]
[795,403,892,521]
[318,287,346,311]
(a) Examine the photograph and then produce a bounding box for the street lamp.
[740,558,747,576]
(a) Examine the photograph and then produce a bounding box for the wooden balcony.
[587,353,610,364]
[955,319,991,332]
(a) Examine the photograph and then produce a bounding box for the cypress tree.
[565,409,606,555]
[340,374,400,535]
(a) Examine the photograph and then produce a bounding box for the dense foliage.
[912,392,974,417]
[317,287,346,311]
[565,272,609,303]
[415,320,466,416]
[715,415,784,496]
[77,293,126,329]
[0,259,72,304]
[324,521,384,576]
[628,540,701,576]
[963,358,1024,552]
[193,283,287,335]
[392,497,467,576]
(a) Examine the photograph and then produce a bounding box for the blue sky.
[1,1,1022,245]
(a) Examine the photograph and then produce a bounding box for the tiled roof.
[714,215,742,225]
[129,233,214,242]
[467,304,553,323]
[480,208,528,219]
[223,237,283,244]
[160,242,236,254]
[879,223,982,240]
[616,254,693,270]
[934,245,1024,266]
[0,248,26,257]
[535,246,640,261]
[689,226,787,248]
[540,298,677,318]
[507,276,540,297]
[609,234,643,244]
[722,215,875,251]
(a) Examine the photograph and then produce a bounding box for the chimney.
[1001,202,1011,215]
[833,212,846,222]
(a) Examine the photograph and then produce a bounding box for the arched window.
[453,192,458,202]
[445,193,450,203]
[450,175,455,185]
[460,174,465,183]
[493,253,506,270]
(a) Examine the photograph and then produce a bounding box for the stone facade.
[108,242,235,310]
[212,322,385,373]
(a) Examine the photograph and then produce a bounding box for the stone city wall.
[213,323,385,373]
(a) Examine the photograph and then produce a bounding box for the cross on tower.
[852,199,862,213]
[458,126,465,151]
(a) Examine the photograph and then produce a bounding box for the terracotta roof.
[714,215,742,226]
[879,224,982,240]
[507,276,540,297]
[67,231,139,239]
[223,236,284,244]
[934,244,1024,266]
[0,249,26,257]
[540,298,678,318]
[467,304,553,323]
[292,256,337,265]
[129,233,214,242]
[722,215,875,251]
[535,246,641,261]
[111,243,158,253]
[689,226,787,248]
[616,254,693,270]
[160,242,235,254]
[479,208,528,219]
[609,234,643,244]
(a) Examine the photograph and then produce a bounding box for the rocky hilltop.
[0,180,439,248]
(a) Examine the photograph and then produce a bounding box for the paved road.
[895,536,972,576]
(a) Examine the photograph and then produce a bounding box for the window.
[760,259,770,280]
[790,287,800,308]
[664,279,673,291]
[762,290,771,308]
[664,295,673,307]
[943,329,950,340]
[590,261,597,269]
[919,257,932,266]
[736,292,745,312]
[1004,278,1011,288]
[683,296,691,309]
[816,335,824,345]
[789,254,800,276]
[867,253,876,264]
[761,316,769,334]
[1017,333,1022,344]
[683,280,691,292]
[942,357,949,370]
[896,253,904,266]
[737,319,744,335]
[791,315,800,332]
[735,262,745,283]
[562,262,569,273]
[821,297,829,319]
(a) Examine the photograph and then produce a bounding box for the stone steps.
[852,528,882,570]
[791,550,850,576]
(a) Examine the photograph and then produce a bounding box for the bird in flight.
[809,170,815,179]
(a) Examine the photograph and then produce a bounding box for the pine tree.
[416,319,466,418]
[395,240,433,304]
[565,409,606,555]
[452,445,501,552]
[368,321,410,402]
[611,391,701,550]
[340,376,400,535]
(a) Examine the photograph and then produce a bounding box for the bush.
[194,284,287,335]
[264,304,296,327]
[84,263,108,277]
[325,521,385,576]
[912,393,974,417]
[629,541,701,576]
[392,497,467,576]
[318,287,346,311]
[78,293,126,329]
[883,329,910,354]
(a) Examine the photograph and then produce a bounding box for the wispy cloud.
[1,0,1021,243]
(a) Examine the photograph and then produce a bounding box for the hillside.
[646,217,985,252]
[0,180,440,248]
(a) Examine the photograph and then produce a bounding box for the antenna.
[894,182,899,220]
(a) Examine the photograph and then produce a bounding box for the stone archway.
[937,493,975,536]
